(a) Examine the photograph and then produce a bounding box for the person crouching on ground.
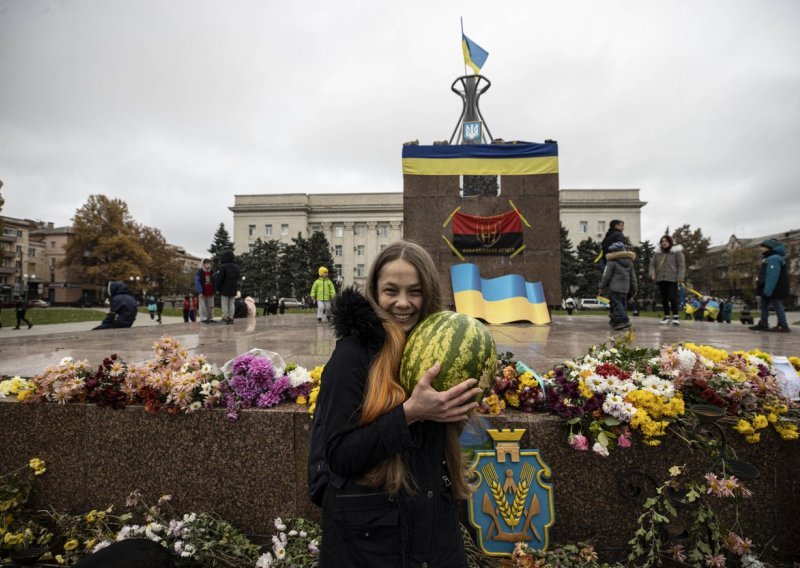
[599,241,637,330]
[93,281,138,330]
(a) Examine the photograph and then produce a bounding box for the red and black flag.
[451,210,522,256]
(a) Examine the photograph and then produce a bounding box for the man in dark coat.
[93,281,138,330]
[749,238,791,332]
[600,219,626,266]
[214,250,241,324]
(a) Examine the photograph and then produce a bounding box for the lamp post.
[129,276,141,304]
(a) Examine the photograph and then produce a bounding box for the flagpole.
[460,17,467,76]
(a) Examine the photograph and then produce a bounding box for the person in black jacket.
[600,219,626,267]
[214,250,240,325]
[309,240,482,568]
[93,281,138,330]
[13,297,33,329]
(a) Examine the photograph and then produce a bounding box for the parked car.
[579,298,609,310]
[27,299,51,308]
[278,297,303,309]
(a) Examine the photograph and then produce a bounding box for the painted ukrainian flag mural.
[401,142,558,176]
[451,263,550,325]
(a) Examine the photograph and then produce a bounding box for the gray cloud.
[1,0,798,257]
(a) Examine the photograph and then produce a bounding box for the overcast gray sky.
[2,0,798,258]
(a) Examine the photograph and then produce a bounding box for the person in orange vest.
[310,266,336,322]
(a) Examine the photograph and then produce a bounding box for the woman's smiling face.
[377,258,424,333]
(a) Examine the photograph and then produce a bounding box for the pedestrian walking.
[649,235,685,325]
[156,297,164,324]
[13,297,33,330]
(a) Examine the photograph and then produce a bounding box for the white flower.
[59,356,74,365]
[187,401,202,413]
[299,530,307,538]
[201,364,212,374]
[183,512,197,524]
[288,529,298,537]
[174,540,184,555]
[677,348,697,371]
[592,442,610,457]
[274,517,287,531]
[275,546,287,560]
[181,543,196,558]
[92,540,112,553]
[256,552,274,568]
[288,367,312,387]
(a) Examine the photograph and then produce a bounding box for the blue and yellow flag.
[461,19,488,74]
[451,263,550,325]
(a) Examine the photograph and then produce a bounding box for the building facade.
[559,189,646,245]
[690,230,800,307]
[1,215,201,306]
[229,193,403,289]
[230,190,645,291]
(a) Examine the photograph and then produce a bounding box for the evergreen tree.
[208,223,234,265]
[308,232,336,287]
[574,238,604,299]
[560,225,581,300]
[238,238,281,301]
[276,241,298,298]
[631,240,656,305]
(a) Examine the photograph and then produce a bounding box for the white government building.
[229,189,645,289]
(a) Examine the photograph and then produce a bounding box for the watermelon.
[399,311,497,400]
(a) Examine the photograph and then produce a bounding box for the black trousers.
[657,281,680,317]
[15,310,31,328]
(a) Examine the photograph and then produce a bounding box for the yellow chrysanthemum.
[481,393,505,415]
[767,412,778,423]
[685,343,728,363]
[296,395,307,405]
[775,423,799,440]
[28,457,46,475]
[745,433,761,444]
[747,349,772,365]
[64,538,79,551]
[752,415,768,430]
[734,419,755,435]
[789,356,800,372]
[726,367,747,383]
[577,380,594,400]
[504,392,521,408]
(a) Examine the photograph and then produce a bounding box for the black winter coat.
[601,228,626,261]
[312,288,467,568]
[214,251,240,297]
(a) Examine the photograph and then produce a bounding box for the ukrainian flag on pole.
[461,18,488,74]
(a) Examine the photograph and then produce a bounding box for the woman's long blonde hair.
[358,241,469,498]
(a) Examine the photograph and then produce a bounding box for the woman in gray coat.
[649,235,685,325]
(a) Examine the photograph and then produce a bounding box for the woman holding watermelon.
[310,240,483,567]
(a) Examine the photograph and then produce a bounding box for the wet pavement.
[1,312,798,378]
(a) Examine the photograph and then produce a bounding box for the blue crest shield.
[467,429,554,556]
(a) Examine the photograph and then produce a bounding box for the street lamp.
[129,276,141,303]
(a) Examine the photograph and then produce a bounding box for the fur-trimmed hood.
[330,286,385,352]
[606,250,636,262]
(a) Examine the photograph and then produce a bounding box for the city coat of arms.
[467,429,554,556]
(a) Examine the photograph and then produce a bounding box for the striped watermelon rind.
[399,311,496,401]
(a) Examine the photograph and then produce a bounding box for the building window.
[334,245,342,257]
[460,175,501,197]
[248,225,256,236]
[356,264,365,277]
[579,221,588,234]
[50,258,56,268]
[311,224,321,233]
[354,224,366,237]
[248,243,255,251]
[356,245,365,256]
[334,264,342,278]
[281,224,289,236]
[265,224,273,236]
[377,224,389,238]
[50,241,56,249]
[597,220,606,234]
[28,248,36,257]
[334,226,344,238]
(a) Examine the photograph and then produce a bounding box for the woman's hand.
[402,362,483,425]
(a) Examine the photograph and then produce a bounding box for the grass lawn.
[1,307,105,327]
